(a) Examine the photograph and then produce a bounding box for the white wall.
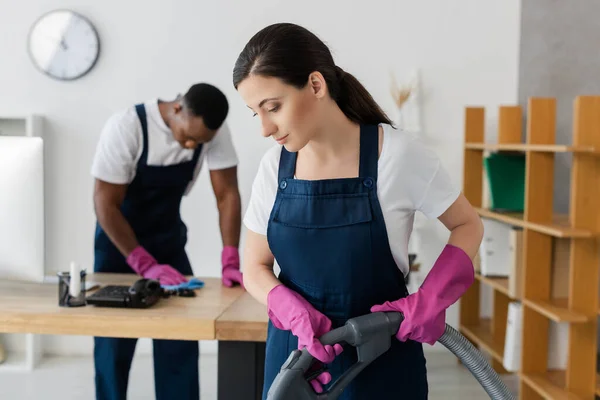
[0,0,521,355]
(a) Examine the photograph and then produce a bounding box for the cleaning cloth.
[161,277,205,291]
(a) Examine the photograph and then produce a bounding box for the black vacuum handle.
[266,311,404,400]
[318,311,403,347]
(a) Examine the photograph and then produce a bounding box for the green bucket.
[483,152,526,212]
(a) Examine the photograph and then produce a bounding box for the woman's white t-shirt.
[243,124,460,276]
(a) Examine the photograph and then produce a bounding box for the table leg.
[217,341,265,400]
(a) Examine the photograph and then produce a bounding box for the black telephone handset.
[126,278,162,308]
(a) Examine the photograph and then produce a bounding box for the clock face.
[28,10,100,81]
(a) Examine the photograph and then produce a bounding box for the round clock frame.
[27,9,101,81]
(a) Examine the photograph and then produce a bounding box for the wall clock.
[27,9,100,81]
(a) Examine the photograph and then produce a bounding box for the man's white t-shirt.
[243,124,460,277]
[91,99,238,194]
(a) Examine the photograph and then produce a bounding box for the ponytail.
[334,66,393,126]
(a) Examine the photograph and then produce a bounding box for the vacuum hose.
[267,312,515,400]
[437,323,513,400]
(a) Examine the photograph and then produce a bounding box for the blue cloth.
[262,124,428,399]
[92,104,202,400]
[162,277,205,291]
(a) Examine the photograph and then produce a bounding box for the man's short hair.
[182,83,229,130]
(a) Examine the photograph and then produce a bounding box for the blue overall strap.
[191,142,204,166]
[277,147,297,181]
[134,103,203,168]
[358,124,379,180]
[277,123,379,181]
[134,104,150,166]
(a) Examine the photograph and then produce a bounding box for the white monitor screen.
[0,137,44,282]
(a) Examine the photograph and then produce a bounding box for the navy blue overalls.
[93,104,201,400]
[263,124,428,399]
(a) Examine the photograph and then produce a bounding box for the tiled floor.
[0,351,518,399]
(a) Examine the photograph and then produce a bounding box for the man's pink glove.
[126,246,187,286]
[370,244,475,346]
[221,246,244,288]
[267,284,343,393]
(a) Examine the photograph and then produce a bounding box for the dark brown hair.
[233,23,392,126]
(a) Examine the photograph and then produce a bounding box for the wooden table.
[216,291,268,342]
[0,273,269,400]
[216,292,268,400]
[0,273,244,340]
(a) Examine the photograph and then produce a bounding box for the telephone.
[86,278,162,308]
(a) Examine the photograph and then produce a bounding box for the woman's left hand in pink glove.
[370,291,447,346]
[371,244,475,346]
[221,246,245,288]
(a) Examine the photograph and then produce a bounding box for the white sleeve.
[390,133,460,219]
[407,138,460,219]
[243,145,280,236]
[418,156,461,219]
[205,121,239,170]
[90,113,141,184]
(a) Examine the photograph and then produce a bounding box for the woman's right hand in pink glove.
[267,284,343,362]
[267,284,343,392]
[126,246,187,286]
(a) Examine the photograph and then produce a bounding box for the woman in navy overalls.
[92,84,244,400]
[233,23,483,399]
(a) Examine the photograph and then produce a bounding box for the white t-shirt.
[243,124,460,276]
[91,99,238,195]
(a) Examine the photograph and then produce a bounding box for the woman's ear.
[307,71,327,99]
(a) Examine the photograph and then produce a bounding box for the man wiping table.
[90,83,244,400]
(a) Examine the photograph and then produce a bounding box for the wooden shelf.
[522,298,588,323]
[476,208,594,238]
[459,319,504,364]
[461,97,600,400]
[474,273,513,299]
[521,371,583,400]
[465,142,599,154]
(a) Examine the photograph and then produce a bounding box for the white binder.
[480,218,521,277]
[503,302,522,371]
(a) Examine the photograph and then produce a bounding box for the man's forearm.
[216,190,242,248]
[96,204,140,258]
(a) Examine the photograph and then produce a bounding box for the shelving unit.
[0,114,45,372]
[0,114,43,138]
[0,334,42,372]
[458,97,600,399]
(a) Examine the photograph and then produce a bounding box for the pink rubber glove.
[371,244,475,345]
[126,246,187,286]
[308,363,336,393]
[267,285,343,363]
[221,246,244,288]
[267,284,343,393]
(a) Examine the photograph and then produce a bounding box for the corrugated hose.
[267,312,516,400]
[437,323,514,400]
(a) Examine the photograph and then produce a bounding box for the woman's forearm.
[437,194,484,261]
[447,217,484,260]
[244,264,282,305]
[242,229,284,305]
